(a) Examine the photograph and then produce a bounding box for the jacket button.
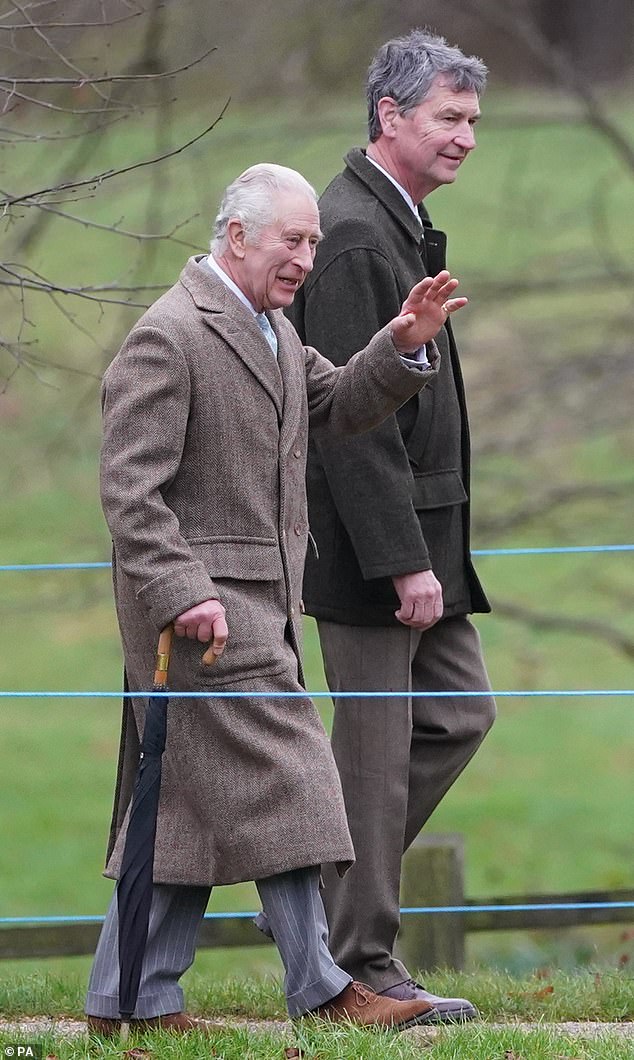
[293,448,301,458]
[294,524,303,536]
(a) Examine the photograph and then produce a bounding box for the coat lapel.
[179,257,284,418]
[271,311,305,457]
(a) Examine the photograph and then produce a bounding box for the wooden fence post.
[398,832,465,972]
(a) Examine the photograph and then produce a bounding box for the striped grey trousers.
[85,866,351,1018]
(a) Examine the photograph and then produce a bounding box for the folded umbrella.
[115,624,221,1037]
[116,624,173,1034]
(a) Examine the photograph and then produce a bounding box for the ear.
[376,96,400,139]
[226,218,247,259]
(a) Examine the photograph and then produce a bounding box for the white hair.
[211,163,318,254]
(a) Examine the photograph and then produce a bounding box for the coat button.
[293,448,302,458]
[294,524,303,536]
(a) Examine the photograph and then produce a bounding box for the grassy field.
[1,968,634,1057]
[1,86,633,1000]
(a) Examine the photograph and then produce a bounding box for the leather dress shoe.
[379,979,477,1023]
[86,1012,219,1037]
[312,980,436,1030]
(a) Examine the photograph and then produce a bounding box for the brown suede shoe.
[312,980,436,1030]
[86,1012,219,1037]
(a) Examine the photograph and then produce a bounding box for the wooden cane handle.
[153,624,174,687]
[202,642,220,666]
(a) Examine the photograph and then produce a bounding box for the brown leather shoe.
[86,1012,219,1037]
[312,980,436,1030]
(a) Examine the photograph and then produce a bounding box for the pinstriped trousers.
[85,865,351,1018]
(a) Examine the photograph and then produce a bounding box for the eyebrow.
[286,226,323,241]
[442,106,481,121]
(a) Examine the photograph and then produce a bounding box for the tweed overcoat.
[288,148,490,626]
[100,256,438,887]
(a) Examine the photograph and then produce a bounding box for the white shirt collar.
[205,254,258,315]
[365,155,421,222]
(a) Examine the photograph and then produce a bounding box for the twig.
[492,598,634,661]
[0,46,217,86]
[1,100,230,209]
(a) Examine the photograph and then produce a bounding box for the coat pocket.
[411,468,467,511]
[411,469,469,607]
[185,537,288,686]
[187,536,283,581]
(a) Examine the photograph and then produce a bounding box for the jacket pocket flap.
[412,469,467,511]
[189,537,283,581]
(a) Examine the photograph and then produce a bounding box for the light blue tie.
[255,312,278,357]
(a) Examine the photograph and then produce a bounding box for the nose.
[455,122,476,151]
[293,240,316,273]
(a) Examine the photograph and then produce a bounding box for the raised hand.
[390,270,468,354]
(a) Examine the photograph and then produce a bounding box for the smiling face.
[371,75,481,203]
[221,190,322,312]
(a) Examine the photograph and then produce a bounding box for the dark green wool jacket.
[288,148,489,626]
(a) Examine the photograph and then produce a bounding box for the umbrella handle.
[155,622,219,672]
[201,641,220,666]
[153,625,174,688]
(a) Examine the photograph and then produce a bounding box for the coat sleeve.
[298,245,433,580]
[100,326,220,629]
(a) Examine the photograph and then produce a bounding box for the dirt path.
[1,1016,634,1042]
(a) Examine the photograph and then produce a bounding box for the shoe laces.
[351,982,377,1006]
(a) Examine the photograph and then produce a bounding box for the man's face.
[387,75,481,200]
[237,191,322,312]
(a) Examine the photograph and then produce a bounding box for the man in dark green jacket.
[287,30,496,1021]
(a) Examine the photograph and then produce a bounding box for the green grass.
[2,1026,632,1060]
[1,969,633,1057]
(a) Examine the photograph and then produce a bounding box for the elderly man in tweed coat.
[85,163,469,1036]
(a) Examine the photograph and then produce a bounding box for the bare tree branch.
[458,0,634,173]
[9,0,110,103]
[1,101,230,209]
[492,598,634,662]
[29,202,201,247]
[474,483,633,537]
[0,12,145,30]
[1,264,155,308]
[0,45,217,86]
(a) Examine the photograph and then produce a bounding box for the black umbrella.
[116,624,173,1033]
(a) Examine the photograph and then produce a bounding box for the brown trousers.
[318,614,496,990]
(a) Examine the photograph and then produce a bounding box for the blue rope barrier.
[474,544,634,556]
[1,689,632,699]
[1,544,632,571]
[3,900,634,927]
[0,562,112,571]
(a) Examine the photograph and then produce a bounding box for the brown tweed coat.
[100,256,438,887]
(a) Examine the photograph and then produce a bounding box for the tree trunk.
[535,0,634,81]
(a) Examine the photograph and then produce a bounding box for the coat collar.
[343,149,448,274]
[343,148,431,246]
[179,256,284,417]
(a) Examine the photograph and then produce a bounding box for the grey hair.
[367,29,488,142]
[211,163,318,254]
